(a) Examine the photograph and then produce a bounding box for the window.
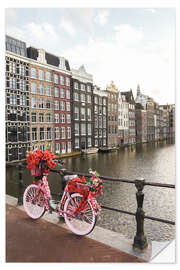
[55,143,60,153]
[87,85,91,92]
[103,107,106,115]
[75,123,79,136]
[94,129,98,137]
[54,74,59,84]
[74,82,78,89]
[60,75,65,85]
[61,127,66,139]
[31,97,37,108]
[66,102,70,111]
[46,113,51,122]
[46,85,51,96]
[95,139,98,147]
[9,93,16,105]
[81,108,86,120]
[61,114,65,123]
[75,138,79,148]
[54,113,59,123]
[60,88,65,98]
[46,100,51,109]
[60,101,65,111]
[66,77,70,86]
[39,98,44,109]
[103,129,106,137]
[32,112,37,123]
[39,84,44,95]
[103,98,106,105]
[74,92,79,101]
[39,70,44,80]
[103,139,106,146]
[81,84,85,91]
[67,127,71,139]
[99,129,102,137]
[39,113,44,123]
[81,94,85,103]
[67,114,71,123]
[94,97,98,104]
[32,128,37,141]
[31,82,36,94]
[19,65,25,76]
[9,62,16,73]
[19,80,26,91]
[67,142,71,153]
[87,108,91,121]
[55,127,60,140]
[46,71,51,82]
[47,127,52,140]
[88,124,91,135]
[74,107,79,120]
[66,89,70,99]
[88,137,92,147]
[54,100,59,110]
[61,142,66,153]
[94,116,98,128]
[94,105,98,114]
[31,67,36,78]
[54,87,59,97]
[40,127,45,140]
[87,95,91,103]
[81,124,86,135]
[20,95,26,106]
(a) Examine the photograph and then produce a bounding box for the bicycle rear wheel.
[64,193,97,235]
[23,184,45,219]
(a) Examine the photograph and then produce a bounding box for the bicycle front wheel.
[64,193,97,235]
[23,184,45,219]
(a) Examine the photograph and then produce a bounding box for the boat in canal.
[99,146,118,153]
[81,147,99,155]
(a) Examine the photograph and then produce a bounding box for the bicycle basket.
[30,167,42,177]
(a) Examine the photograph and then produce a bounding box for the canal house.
[93,85,108,148]
[106,81,119,148]
[5,35,30,162]
[71,65,94,151]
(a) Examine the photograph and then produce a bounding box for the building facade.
[135,103,147,143]
[71,65,94,151]
[5,36,30,162]
[106,81,118,147]
[121,90,136,144]
[93,86,108,148]
[117,92,129,145]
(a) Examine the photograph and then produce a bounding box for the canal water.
[6,140,175,242]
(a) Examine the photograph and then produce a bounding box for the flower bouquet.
[26,148,56,179]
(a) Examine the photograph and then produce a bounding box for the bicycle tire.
[64,193,97,235]
[23,184,46,219]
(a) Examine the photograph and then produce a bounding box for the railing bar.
[145,182,175,189]
[144,215,175,225]
[101,205,136,216]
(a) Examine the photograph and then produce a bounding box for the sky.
[5,8,175,105]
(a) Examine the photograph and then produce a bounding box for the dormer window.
[59,57,66,70]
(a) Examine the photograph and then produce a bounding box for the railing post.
[17,162,24,205]
[133,178,148,250]
[60,168,66,194]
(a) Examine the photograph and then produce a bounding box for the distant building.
[106,81,119,147]
[71,65,93,151]
[135,103,147,143]
[93,86,108,148]
[135,83,148,110]
[121,90,136,144]
[117,92,129,145]
[146,97,156,142]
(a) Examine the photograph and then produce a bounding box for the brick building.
[93,86,108,148]
[135,103,147,143]
[106,81,119,147]
[71,65,93,151]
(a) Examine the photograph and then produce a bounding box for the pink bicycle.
[23,160,103,236]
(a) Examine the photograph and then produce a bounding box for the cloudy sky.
[5,8,175,104]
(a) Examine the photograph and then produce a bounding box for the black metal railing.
[7,163,175,251]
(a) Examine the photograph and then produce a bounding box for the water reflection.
[6,141,175,241]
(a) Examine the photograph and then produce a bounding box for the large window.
[81,108,86,120]
[54,74,59,84]
[46,71,51,82]
[39,70,44,80]
[66,102,70,111]
[31,97,37,108]
[32,112,37,123]
[81,94,85,103]
[39,98,44,109]
[40,127,45,140]
[60,88,65,98]
[60,75,65,85]
[31,82,36,94]
[55,127,60,140]
[61,127,66,139]
[39,84,44,95]
[39,113,44,123]
[61,114,65,123]
[74,92,79,101]
[75,138,79,148]
[47,127,52,140]
[75,123,79,136]
[31,67,36,79]
[88,124,92,135]
[54,113,59,123]
[66,77,70,86]
[67,114,71,123]
[32,128,37,141]
[55,143,60,153]
[81,123,86,135]
[74,107,79,120]
[67,127,71,139]
[46,85,51,96]
[54,87,59,97]
[87,108,91,121]
[54,100,59,110]
[66,89,70,99]
[46,100,51,109]
[46,113,51,122]
[60,101,65,111]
